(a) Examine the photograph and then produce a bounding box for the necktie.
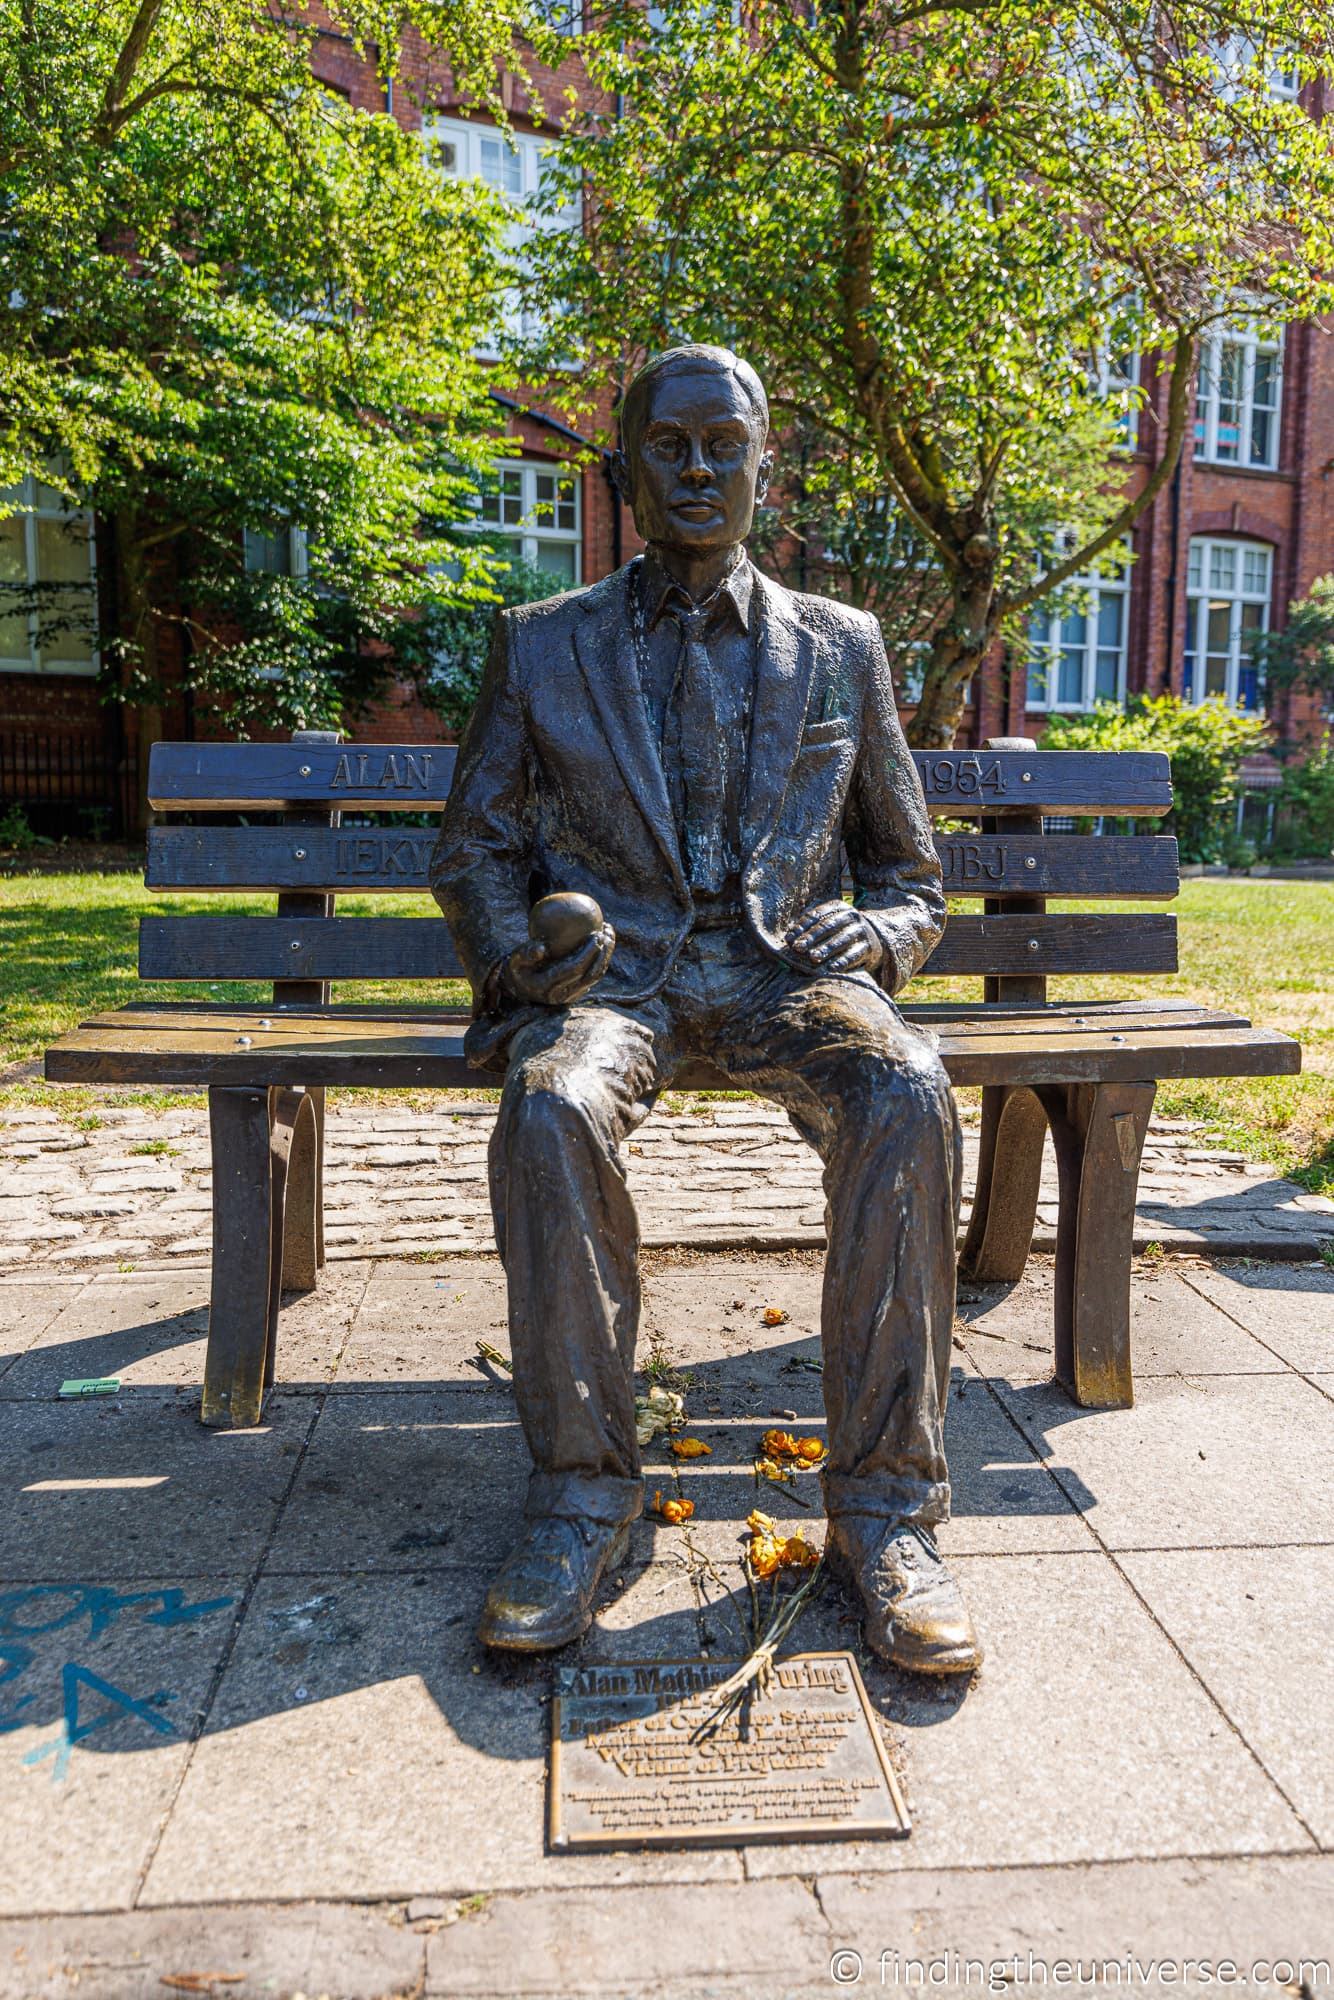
[672,603,728,896]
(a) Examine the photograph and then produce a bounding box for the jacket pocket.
[800,716,853,748]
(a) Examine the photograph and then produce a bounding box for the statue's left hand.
[785,901,883,977]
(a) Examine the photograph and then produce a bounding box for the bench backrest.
[141,731,1179,1007]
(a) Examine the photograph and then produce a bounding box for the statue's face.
[623,366,770,556]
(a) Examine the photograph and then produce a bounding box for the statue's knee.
[505,1077,593,1158]
[848,1042,953,1138]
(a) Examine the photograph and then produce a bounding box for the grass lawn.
[1,870,1330,1194]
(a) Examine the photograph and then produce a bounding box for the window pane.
[35,515,91,585]
[1058,643,1084,705]
[479,136,523,197]
[1094,650,1120,700]
[1208,544,1235,592]
[533,540,576,584]
[1027,652,1050,707]
[1096,592,1123,648]
[555,476,577,530]
[1242,546,1271,596]
[1187,542,1203,591]
[0,514,30,661]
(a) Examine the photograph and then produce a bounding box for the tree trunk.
[114,511,163,837]
[907,556,996,748]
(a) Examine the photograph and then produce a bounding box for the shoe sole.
[477,1520,632,1655]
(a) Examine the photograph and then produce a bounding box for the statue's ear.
[755,449,775,508]
[609,449,632,503]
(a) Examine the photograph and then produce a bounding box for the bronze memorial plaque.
[549,1651,910,1851]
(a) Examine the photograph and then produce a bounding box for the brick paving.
[1,1095,1330,1272]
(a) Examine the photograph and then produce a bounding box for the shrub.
[1040,695,1270,863]
[1271,736,1334,860]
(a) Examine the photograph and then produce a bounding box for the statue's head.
[611,344,773,559]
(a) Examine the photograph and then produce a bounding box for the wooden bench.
[45,729,1299,1427]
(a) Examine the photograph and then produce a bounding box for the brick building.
[3,23,1330,834]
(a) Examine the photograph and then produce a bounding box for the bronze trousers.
[488,928,963,1532]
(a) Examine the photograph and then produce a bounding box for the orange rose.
[669,1437,712,1459]
[761,1429,797,1458]
[659,1498,695,1525]
[795,1437,827,1463]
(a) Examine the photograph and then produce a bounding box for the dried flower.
[669,1436,712,1459]
[754,1455,790,1482]
[760,1428,798,1458]
[659,1497,695,1525]
[746,1508,777,1535]
[794,1437,827,1463]
[761,1306,789,1326]
[747,1532,786,1578]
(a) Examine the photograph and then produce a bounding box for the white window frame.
[1184,536,1272,712]
[474,458,582,586]
[1195,321,1283,470]
[0,474,98,677]
[424,115,580,353]
[1026,540,1131,713]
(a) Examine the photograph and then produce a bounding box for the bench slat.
[147,742,1172,817]
[146,826,1180,900]
[45,1010,1298,1091]
[136,912,1178,983]
[69,1001,1253,1051]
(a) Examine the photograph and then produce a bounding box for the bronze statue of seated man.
[430,343,979,1675]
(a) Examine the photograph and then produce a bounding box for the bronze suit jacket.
[429,559,945,1068]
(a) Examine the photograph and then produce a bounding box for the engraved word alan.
[329,750,435,792]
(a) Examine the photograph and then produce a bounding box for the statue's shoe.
[477,1514,633,1653]
[827,1518,982,1676]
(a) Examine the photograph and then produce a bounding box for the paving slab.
[0,1572,244,1916]
[0,1263,369,1403]
[994,1371,1334,1550]
[1120,1545,1334,1847]
[0,1393,315,1579]
[142,1569,742,1904]
[337,1266,512,1388]
[1182,1263,1334,1374]
[814,1852,1334,1991]
[0,1283,85,1382]
[0,1901,426,2000]
[425,1877,830,1997]
[737,1550,1308,1877]
[957,1269,1289,1383]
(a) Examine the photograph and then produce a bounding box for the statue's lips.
[670,499,723,522]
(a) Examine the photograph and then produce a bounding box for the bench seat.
[47,998,1297,1092]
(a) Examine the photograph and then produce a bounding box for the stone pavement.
[0,1252,1332,1998]
[2,1095,1331,1272]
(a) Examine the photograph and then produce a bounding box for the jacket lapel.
[572,565,685,889]
[742,569,818,856]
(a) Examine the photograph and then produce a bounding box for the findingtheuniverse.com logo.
[828,1953,1332,1991]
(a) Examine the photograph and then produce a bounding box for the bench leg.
[958,1083,1048,1282]
[279,1086,322,1293]
[1036,1080,1156,1410]
[202,1086,291,1428]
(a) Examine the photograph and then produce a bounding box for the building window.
[1092,343,1141,451]
[0,475,97,676]
[243,526,308,577]
[1194,323,1283,469]
[1026,547,1130,712]
[425,115,580,349]
[1184,537,1272,711]
[477,460,581,586]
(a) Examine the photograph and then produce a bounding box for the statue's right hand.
[501,924,616,1009]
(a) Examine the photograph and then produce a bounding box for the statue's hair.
[619,344,770,453]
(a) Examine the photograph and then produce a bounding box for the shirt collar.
[639,547,755,634]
